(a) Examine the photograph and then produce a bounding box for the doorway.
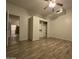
[39,21,47,39]
[8,14,20,45]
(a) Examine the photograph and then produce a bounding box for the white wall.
[32,16,39,41]
[48,10,72,41]
[6,2,30,41]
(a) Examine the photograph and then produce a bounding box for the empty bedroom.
[6,0,72,59]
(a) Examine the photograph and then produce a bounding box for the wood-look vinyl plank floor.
[7,38,72,59]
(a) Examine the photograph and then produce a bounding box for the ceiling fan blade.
[56,3,63,6]
[56,8,66,15]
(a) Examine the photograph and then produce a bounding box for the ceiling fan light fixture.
[49,1,56,8]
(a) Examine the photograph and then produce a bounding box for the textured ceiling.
[7,0,72,19]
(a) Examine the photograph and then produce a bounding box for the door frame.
[6,11,20,46]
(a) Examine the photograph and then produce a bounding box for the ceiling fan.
[44,0,64,13]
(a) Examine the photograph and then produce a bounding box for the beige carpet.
[7,38,72,59]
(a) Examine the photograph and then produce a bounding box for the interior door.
[39,21,47,39]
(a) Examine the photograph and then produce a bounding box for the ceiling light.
[49,1,56,8]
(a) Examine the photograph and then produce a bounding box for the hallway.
[7,38,72,59]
